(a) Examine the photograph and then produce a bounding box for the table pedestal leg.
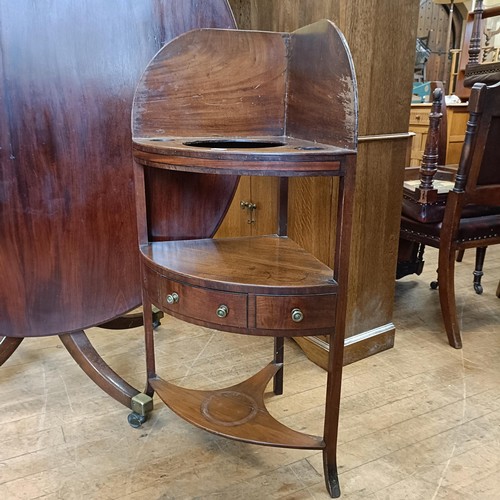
[0,336,24,367]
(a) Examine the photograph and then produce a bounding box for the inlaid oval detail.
[201,391,258,427]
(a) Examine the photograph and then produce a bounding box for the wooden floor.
[1,246,499,499]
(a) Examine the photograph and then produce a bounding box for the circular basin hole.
[183,139,285,149]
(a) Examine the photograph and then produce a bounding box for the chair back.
[456,81,500,205]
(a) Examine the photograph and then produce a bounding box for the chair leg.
[322,332,344,498]
[437,249,462,348]
[456,249,465,262]
[496,280,500,298]
[473,247,487,295]
[430,265,439,290]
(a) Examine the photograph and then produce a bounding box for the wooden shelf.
[141,236,338,337]
[151,362,324,449]
[141,235,337,293]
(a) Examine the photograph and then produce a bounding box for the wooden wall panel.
[287,177,338,269]
[229,0,416,134]
[347,139,411,336]
[418,0,450,82]
[416,0,463,86]
[227,0,420,364]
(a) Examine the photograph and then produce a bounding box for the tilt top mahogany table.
[0,0,238,423]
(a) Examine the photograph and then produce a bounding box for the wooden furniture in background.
[455,0,500,99]
[451,0,500,296]
[409,102,468,167]
[399,84,500,348]
[415,0,464,87]
[401,84,491,296]
[225,0,420,369]
[0,0,237,420]
[132,20,358,498]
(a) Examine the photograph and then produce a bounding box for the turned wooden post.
[469,0,485,65]
[415,88,443,203]
[453,83,485,193]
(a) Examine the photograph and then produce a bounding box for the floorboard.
[1,246,499,499]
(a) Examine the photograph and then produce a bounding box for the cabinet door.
[216,176,279,237]
[408,106,431,167]
[446,107,468,165]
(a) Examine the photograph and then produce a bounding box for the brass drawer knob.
[291,308,304,322]
[166,292,179,305]
[216,304,229,318]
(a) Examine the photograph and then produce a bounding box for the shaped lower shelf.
[150,362,325,449]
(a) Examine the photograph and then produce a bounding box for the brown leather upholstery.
[402,197,500,224]
[401,213,500,243]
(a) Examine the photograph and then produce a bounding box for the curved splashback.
[133,20,357,150]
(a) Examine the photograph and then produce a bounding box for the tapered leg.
[323,334,343,499]
[143,296,156,397]
[60,330,141,408]
[497,280,500,298]
[323,457,341,498]
[273,337,284,395]
[437,248,462,348]
[323,330,345,498]
[322,157,356,498]
[0,336,23,367]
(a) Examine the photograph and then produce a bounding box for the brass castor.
[128,393,153,428]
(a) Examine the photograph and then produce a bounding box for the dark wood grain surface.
[133,19,355,245]
[132,30,287,139]
[226,1,419,366]
[141,236,337,293]
[0,0,236,337]
[133,143,346,176]
[150,363,325,449]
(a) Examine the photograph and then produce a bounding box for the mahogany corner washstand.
[132,20,358,497]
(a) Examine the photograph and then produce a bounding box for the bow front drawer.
[143,265,247,329]
[255,294,336,330]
